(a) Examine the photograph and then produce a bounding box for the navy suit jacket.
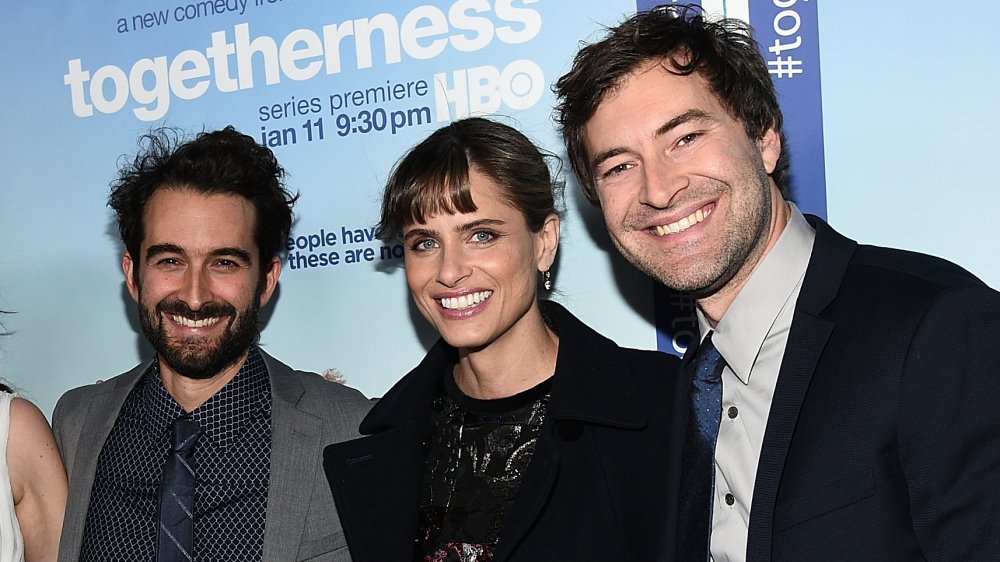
[324,302,686,561]
[739,215,1000,561]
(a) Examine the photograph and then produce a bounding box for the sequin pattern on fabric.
[415,374,551,562]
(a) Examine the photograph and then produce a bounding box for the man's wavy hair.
[109,126,298,283]
[554,4,789,206]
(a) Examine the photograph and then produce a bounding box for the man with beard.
[554,5,1000,562]
[52,126,372,562]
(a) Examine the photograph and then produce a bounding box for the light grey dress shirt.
[696,204,815,562]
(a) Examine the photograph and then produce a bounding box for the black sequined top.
[415,370,552,562]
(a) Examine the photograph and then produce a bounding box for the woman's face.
[402,168,559,352]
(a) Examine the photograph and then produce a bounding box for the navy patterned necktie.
[158,416,202,562]
[678,332,726,562]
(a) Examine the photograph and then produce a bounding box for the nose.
[436,245,472,287]
[638,159,688,209]
[178,267,213,310]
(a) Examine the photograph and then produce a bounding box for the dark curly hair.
[554,4,788,205]
[109,126,298,282]
[377,117,562,241]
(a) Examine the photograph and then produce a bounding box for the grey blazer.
[52,348,372,562]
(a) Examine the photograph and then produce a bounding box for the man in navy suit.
[554,5,1000,561]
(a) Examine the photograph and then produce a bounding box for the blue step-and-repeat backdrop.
[1,1,997,416]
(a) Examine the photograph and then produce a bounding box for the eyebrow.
[456,218,505,233]
[655,109,714,138]
[144,243,185,261]
[145,243,253,264]
[403,218,506,241]
[590,109,716,172]
[210,247,254,263]
[402,227,434,242]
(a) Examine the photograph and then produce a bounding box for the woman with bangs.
[324,117,685,561]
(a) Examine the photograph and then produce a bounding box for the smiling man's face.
[124,188,278,381]
[584,60,782,302]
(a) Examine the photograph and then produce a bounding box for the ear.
[258,257,282,307]
[535,213,561,272]
[759,126,781,174]
[123,252,140,303]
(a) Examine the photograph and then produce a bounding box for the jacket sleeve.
[898,284,1000,559]
[51,389,82,474]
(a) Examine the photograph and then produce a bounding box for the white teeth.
[655,207,712,236]
[172,315,221,328]
[440,291,493,310]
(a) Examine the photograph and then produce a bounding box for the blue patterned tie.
[678,332,726,562]
[158,416,202,562]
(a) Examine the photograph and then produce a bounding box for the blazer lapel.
[60,363,149,561]
[746,216,855,561]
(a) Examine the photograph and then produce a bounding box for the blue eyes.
[409,230,499,252]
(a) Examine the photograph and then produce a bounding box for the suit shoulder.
[851,244,987,292]
[280,368,374,421]
[55,383,97,410]
[53,369,135,421]
[830,245,999,330]
[289,368,370,401]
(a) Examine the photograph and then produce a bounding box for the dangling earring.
[542,270,553,291]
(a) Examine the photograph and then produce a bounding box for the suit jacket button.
[725,493,735,506]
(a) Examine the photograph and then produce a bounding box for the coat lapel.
[495,302,649,559]
[491,420,560,560]
[746,216,856,561]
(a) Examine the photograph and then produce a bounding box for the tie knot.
[171,416,202,455]
[692,332,726,383]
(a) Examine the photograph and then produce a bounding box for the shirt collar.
[141,346,271,448]
[697,203,815,383]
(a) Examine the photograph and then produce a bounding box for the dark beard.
[138,294,260,380]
